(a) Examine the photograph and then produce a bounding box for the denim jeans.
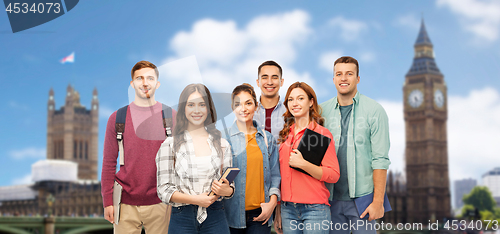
[229,208,272,234]
[329,200,376,234]
[168,201,230,234]
[281,201,331,234]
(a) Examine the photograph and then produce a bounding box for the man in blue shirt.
[253,61,286,142]
[253,60,286,234]
[320,56,391,234]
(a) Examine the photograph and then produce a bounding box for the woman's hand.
[211,178,233,197]
[253,199,277,224]
[274,204,283,234]
[195,192,218,208]
[289,149,306,169]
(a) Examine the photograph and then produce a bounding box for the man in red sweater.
[101,61,175,233]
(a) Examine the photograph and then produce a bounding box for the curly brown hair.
[278,82,323,144]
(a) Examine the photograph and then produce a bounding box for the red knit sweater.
[101,102,176,207]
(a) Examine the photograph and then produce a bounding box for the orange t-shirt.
[245,132,265,210]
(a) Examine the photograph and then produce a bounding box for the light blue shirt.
[320,92,391,199]
[253,98,286,141]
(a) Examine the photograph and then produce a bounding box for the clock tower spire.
[404,19,451,223]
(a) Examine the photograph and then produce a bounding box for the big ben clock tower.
[404,20,451,223]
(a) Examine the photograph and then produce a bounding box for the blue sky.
[1,0,500,205]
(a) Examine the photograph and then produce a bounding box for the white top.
[192,154,213,195]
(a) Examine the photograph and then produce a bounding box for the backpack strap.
[115,104,173,167]
[115,105,128,166]
[161,104,173,137]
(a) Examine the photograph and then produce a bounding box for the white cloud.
[319,50,343,72]
[170,19,247,67]
[9,101,29,111]
[11,174,32,185]
[99,105,115,120]
[166,10,315,97]
[437,0,500,41]
[359,52,376,63]
[380,87,500,183]
[10,147,45,160]
[448,87,500,180]
[327,16,368,42]
[394,14,420,30]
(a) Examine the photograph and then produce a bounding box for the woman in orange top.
[275,82,340,234]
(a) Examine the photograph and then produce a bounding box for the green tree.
[460,204,476,218]
[463,186,496,212]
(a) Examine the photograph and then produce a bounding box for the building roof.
[415,19,432,47]
[406,19,442,77]
[483,167,500,178]
[407,57,442,76]
[32,160,78,182]
[0,184,37,201]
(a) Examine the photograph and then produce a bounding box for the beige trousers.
[114,203,171,234]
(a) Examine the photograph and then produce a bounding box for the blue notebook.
[208,167,240,196]
[353,193,392,219]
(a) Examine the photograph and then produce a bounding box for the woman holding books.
[275,82,340,234]
[223,83,281,234]
[156,83,234,234]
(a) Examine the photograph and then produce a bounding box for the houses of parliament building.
[0,85,103,217]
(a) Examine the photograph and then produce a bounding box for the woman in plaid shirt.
[157,83,234,234]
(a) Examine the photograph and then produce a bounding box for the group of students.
[101,57,391,234]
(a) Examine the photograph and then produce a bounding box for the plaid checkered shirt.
[156,130,232,223]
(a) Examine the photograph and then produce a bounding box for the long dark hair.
[173,83,222,156]
[278,82,323,144]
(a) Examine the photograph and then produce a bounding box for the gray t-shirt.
[332,104,353,201]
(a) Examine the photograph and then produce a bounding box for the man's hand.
[104,205,114,223]
[360,202,384,221]
[211,178,233,197]
[195,193,218,208]
[273,205,283,234]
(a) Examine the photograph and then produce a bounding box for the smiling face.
[257,65,283,99]
[130,67,160,100]
[333,63,360,98]
[233,91,257,124]
[287,87,313,120]
[185,91,208,129]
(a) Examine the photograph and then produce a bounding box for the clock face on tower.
[434,89,444,108]
[408,89,424,108]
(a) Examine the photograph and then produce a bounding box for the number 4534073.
[5,2,61,14]
[443,220,498,231]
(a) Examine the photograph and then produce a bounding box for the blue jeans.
[229,208,271,234]
[281,202,331,234]
[169,201,230,234]
[329,200,375,234]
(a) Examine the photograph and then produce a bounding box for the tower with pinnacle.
[403,20,451,223]
[46,85,99,180]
